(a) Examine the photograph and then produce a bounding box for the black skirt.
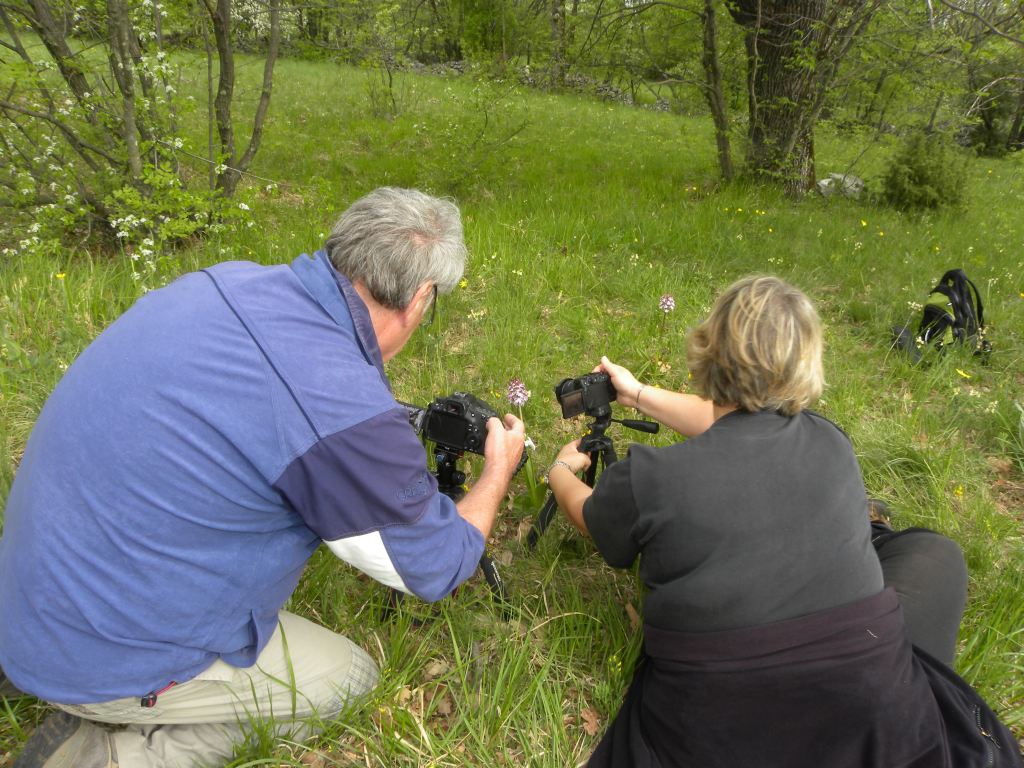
[589,589,1021,768]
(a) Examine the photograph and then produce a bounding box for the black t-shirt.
[582,408,884,632]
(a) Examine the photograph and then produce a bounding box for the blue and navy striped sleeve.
[273,407,484,601]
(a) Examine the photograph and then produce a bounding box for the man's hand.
[483,414,526,482]
[456,413,525,540]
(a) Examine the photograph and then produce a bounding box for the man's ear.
[400,282,434,327]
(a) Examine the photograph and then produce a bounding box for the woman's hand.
[595,354,715,436]
[549,438,594,537]
[597,356,644,409]
[555,438,592,475]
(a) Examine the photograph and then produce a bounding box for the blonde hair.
[687,275,824,416]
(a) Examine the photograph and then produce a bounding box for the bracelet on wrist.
[635,384,647,409]
[545,459,575,484]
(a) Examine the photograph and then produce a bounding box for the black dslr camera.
[400,391,513,612]
[528,371,656,550]
[555,372,617,419]
[404,392,498,455]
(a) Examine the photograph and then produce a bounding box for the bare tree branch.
[934,0,1024,46]
[0,99,115,168]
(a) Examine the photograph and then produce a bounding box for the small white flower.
[238,202,250,211]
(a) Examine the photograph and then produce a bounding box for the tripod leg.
[527,492,559,550]
[478,551,512,618]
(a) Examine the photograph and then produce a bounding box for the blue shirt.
[0,251,484,704]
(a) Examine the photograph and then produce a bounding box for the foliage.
[415,77,528,194]
[0,0,279,263]
[0,17,179,251]
[881,131,970,210]
[959,38,1024,155]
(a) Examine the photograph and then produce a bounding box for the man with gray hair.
[0,187,525,767]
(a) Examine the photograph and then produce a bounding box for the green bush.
[881,132,968,210]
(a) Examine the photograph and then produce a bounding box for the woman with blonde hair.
[548,275,1020,768]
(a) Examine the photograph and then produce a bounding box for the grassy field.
[1,51,1023,766]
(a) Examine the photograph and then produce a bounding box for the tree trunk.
[206,0,237,194]
[200,2,217,191]
[24,0,97,119]
[106,0,145,184]
[925,93,942,133]
[740,0,826,194]
[549,0,566,87]
[702,0,734,181]
[860,69,887,123]
[199,0,279,197]
[1007,81,1024,151]
[234,0,281,177]
[728,0,880,196]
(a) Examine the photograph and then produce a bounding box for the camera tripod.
[432,445,507,608]
[526,412,657,549]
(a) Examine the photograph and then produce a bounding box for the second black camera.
[555,372,617,419]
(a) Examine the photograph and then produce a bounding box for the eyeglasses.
[420,284,438,327]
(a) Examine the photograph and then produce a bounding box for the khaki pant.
[54,612,379,768]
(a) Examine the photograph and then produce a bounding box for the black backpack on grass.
[892,268,991,361]
[918,269,987,350]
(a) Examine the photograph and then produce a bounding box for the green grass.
[2,52,1023,764]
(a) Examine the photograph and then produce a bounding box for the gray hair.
[324,187,467,309]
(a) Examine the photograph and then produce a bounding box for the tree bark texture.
[729,0,882,195]
[549,0,566,87]
[206,0,237,194]
[106,0,145,183]
[24,0,94,111]
[734,0,826,194]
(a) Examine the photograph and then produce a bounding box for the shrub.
[881,132,968,211]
